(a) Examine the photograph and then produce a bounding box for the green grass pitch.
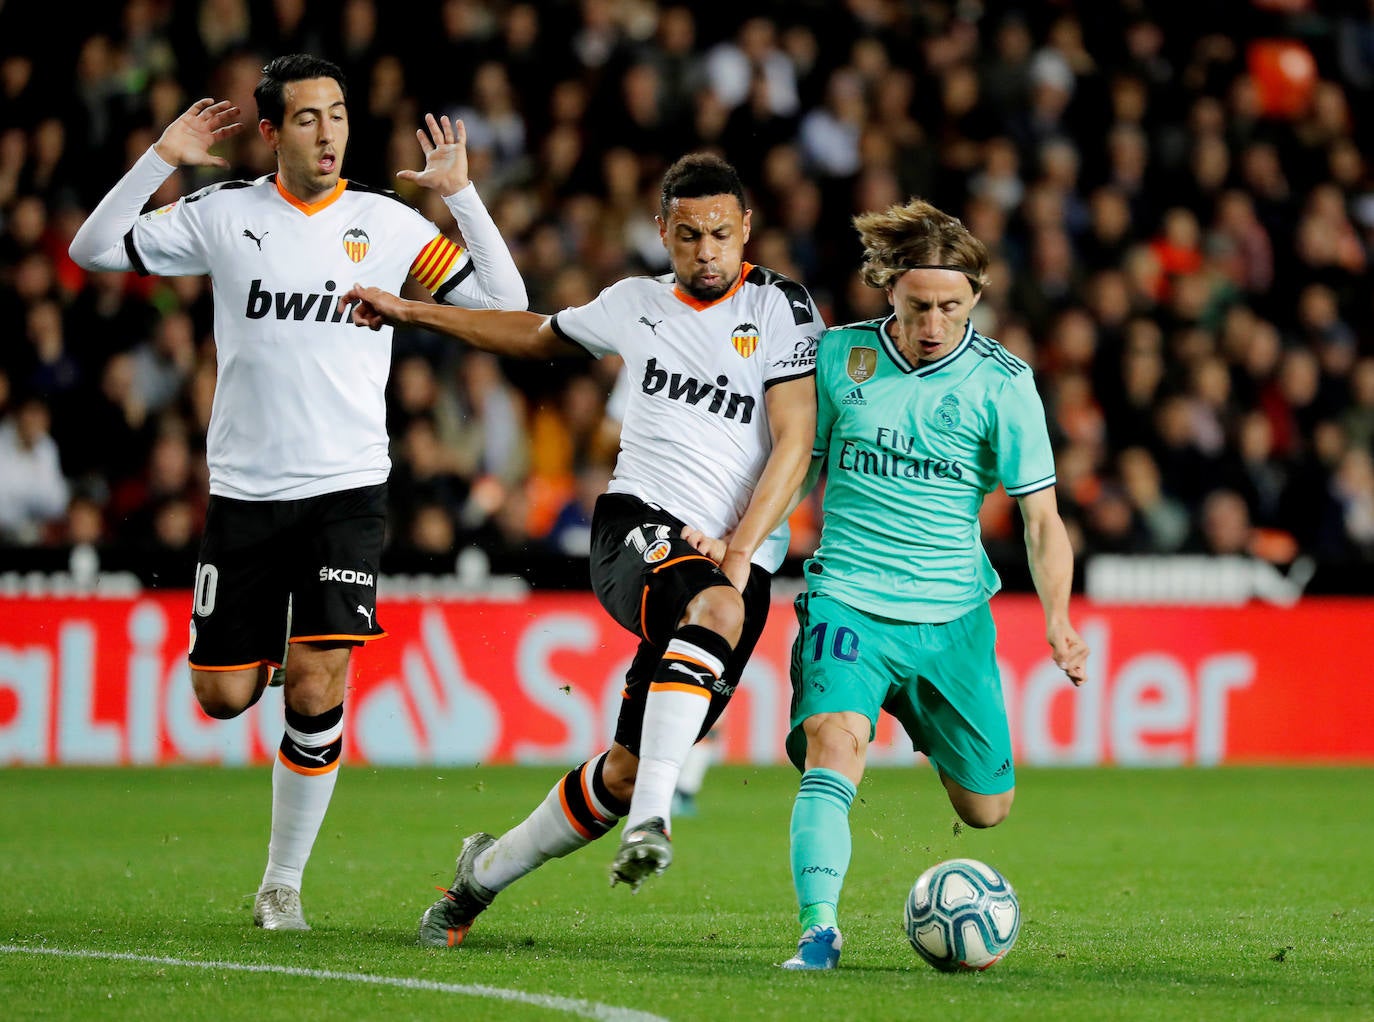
[2,765,1370,1021]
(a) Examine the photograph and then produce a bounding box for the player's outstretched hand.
[341,284,407,330]
[681,526,727,563]
[1048,623,1089,687]
[682,526,751,591]
[152,99,242,168]
[396,114,470,197]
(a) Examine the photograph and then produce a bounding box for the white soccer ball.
[903,858,1021,972]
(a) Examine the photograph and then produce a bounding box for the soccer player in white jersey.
[689,199,1089,970]
[68,54,528,931]
[345,153,819,946]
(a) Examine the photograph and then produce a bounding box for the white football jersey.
[128,175,490,500]
[552,262,821,571]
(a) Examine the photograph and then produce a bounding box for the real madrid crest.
[343,227,370,263]
[847,346,877,383]
[934,394,961,431]
[730,322,760,358]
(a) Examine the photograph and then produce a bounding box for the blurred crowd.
[2,0,1374,589]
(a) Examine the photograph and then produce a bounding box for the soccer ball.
[903,858,1021,972]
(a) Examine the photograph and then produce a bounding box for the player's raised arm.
[401,113,528,312]
[344,283,581,360]
[151,98,244,168]
[1018,485,1089,686]
[716,374,817,590]
[398,113,470,196]
[69,98,243,271]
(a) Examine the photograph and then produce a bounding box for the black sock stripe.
[672,624,734,669]
[561,764,616,836]
[591,756,630,818]
[278,733,342,769]
[284,703,344,732]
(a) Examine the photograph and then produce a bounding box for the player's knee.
[192,676,253,719]
[281,644,351,713]
[803,715,868,778]
[681,585,745,645]
[954,791,1014,829]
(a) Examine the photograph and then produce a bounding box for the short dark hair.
[659,153,747,218]
[254,54,347,126]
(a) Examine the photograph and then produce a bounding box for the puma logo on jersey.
[640,357,756,423]
[638,316,662,334]
[356,604,375,628]
[247,279,358,324]
[242,228,268,250]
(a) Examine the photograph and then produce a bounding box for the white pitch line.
[0,944,670,1022]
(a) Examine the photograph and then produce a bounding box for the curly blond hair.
[853,199,990,292]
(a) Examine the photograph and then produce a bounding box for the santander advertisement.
[1,593,1371,766]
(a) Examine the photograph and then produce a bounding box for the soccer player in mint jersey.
[68,55,527,931]
[690,198,1088,970]
[345,153,818,946]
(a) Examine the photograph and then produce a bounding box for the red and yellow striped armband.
[409,234,465,293]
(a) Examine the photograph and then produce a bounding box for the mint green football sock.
[789,767,857,932]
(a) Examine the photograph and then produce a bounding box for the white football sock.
[260,710,344,892]
[474,753,621,892]
[626,638,724,832]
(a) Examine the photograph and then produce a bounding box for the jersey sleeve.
[992,369,1057,496]
[547,283,624,358]
[68,146,184,274]
[761,280,821,388]
[812,330,840,458]
[127,190,212,276]
[401,185,527,311]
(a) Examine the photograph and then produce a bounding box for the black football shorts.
[589,491,772,754]
[188,483,386,670]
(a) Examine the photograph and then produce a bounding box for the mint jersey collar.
[877,315,975,377]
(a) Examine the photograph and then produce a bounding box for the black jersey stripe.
[976,334,1028,373]
[432,258,475,301]
[341,178,418,209]
[548,311,597,357]
[970,330,1029,372]
[764,366,816,389]
[971,335,1027,376]
[182,179,255,205]
[122,228,149,276]
[745,263,817,324]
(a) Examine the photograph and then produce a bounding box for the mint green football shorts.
[785,591,1014,795]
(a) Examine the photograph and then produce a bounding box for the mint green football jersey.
[806,316,1056,623]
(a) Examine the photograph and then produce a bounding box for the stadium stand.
[1,0,1371,594]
